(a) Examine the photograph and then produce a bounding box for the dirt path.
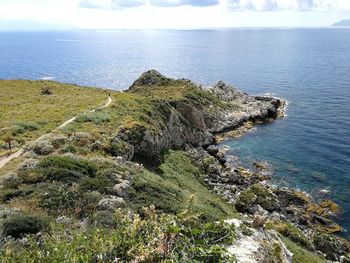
[0,96,112,170]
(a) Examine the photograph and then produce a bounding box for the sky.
[0,0,350,30]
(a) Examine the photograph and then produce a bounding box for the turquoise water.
[1,29,350,235]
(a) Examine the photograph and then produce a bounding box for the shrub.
[89,210,117,228]
[61,144,77,153]
[313,233,342,261]
[39,185,80,215]
[2,214,49,238]
[235,184,279,212]
[37,156,96,176]
[78,176,115,194]
[235,190,257,212]
[104,139,134,160]
[37,156,97,183]
[42,167,87,183]
[266,220,311,249]
[18,169,46,184]
[3,175,23,189]
[41,86,52,95]
[11,122,40,136]
[80,191,102,216]
[75,112,110,125]
[0,207,236,262]
[1,189,24,202]
[29,139,54,155]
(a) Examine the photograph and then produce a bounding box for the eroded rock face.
[118,112,214,165]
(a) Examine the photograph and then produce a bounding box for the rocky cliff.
[122,70,284,165]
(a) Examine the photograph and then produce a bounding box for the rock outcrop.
[123,70,284,165]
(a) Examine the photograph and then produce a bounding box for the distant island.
[332,19,350,27]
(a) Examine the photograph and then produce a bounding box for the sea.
[0,29,349,236]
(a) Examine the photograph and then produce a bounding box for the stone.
[97,196,125,211]
[113,180,130,197]
[319,199,341,215]
[314,233,343,261]
[56,216,72,225]
[28,139,54,155]
[19,158,38,170]
[252,161,268,170]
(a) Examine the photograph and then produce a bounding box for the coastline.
[0,71,349,262]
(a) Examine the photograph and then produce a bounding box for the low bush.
[37,156,96,176]
[36,156,97,183]
[42,167,87,183]
[18,169,46,184]
[1,214,49,238]
[11,121,40,136]
[41,86,52,95]
[0,207,236,262]
[266,220,311,249]
[39,185,81,215]
[61,144,77,153]
[78,175,115,194]
[2,175,22,189]
[104,139,133,160]
[1,189,24,202]
[89,210,117,228]
[75,112,110,125]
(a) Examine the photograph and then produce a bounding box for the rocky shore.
[126,71,349,262]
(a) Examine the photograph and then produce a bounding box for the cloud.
[79,0,145,10]
[149,0,219,7]
[79,0,219,10]
[227,0,350,12]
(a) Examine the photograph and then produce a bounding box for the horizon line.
[2,25,350,32]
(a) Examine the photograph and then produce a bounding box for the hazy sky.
[0,0,350,30]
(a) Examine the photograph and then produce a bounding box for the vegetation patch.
[281,237,327,263]
[235,184,279,212]
[75,112,110,125]
[266,220,311,249]
[128,150,237,221]
[1,214,49,238]
[11,121,41,136]
[0,80,107,152]
[0,207,236,262]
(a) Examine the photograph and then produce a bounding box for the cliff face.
[123,70,283,165]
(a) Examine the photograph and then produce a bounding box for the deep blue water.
[1,29,350,235]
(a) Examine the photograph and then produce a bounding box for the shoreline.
[1,72,349,262]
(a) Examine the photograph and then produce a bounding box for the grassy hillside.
[0,80,107,156]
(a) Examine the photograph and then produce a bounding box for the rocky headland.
[0,70,348,262]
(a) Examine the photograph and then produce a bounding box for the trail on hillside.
[0,96,112,169]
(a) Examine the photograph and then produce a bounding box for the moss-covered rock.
[313,233,343,261]
[235,190,257,212]
[235,184,279,213]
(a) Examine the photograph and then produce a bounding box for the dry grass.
[0,80,109,153]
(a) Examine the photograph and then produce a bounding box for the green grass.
[265,220,311,249]
[0,80,108,153]
[128,150,237,221]
[281,237,327,263]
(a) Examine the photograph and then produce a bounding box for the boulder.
[97,197,125,211]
